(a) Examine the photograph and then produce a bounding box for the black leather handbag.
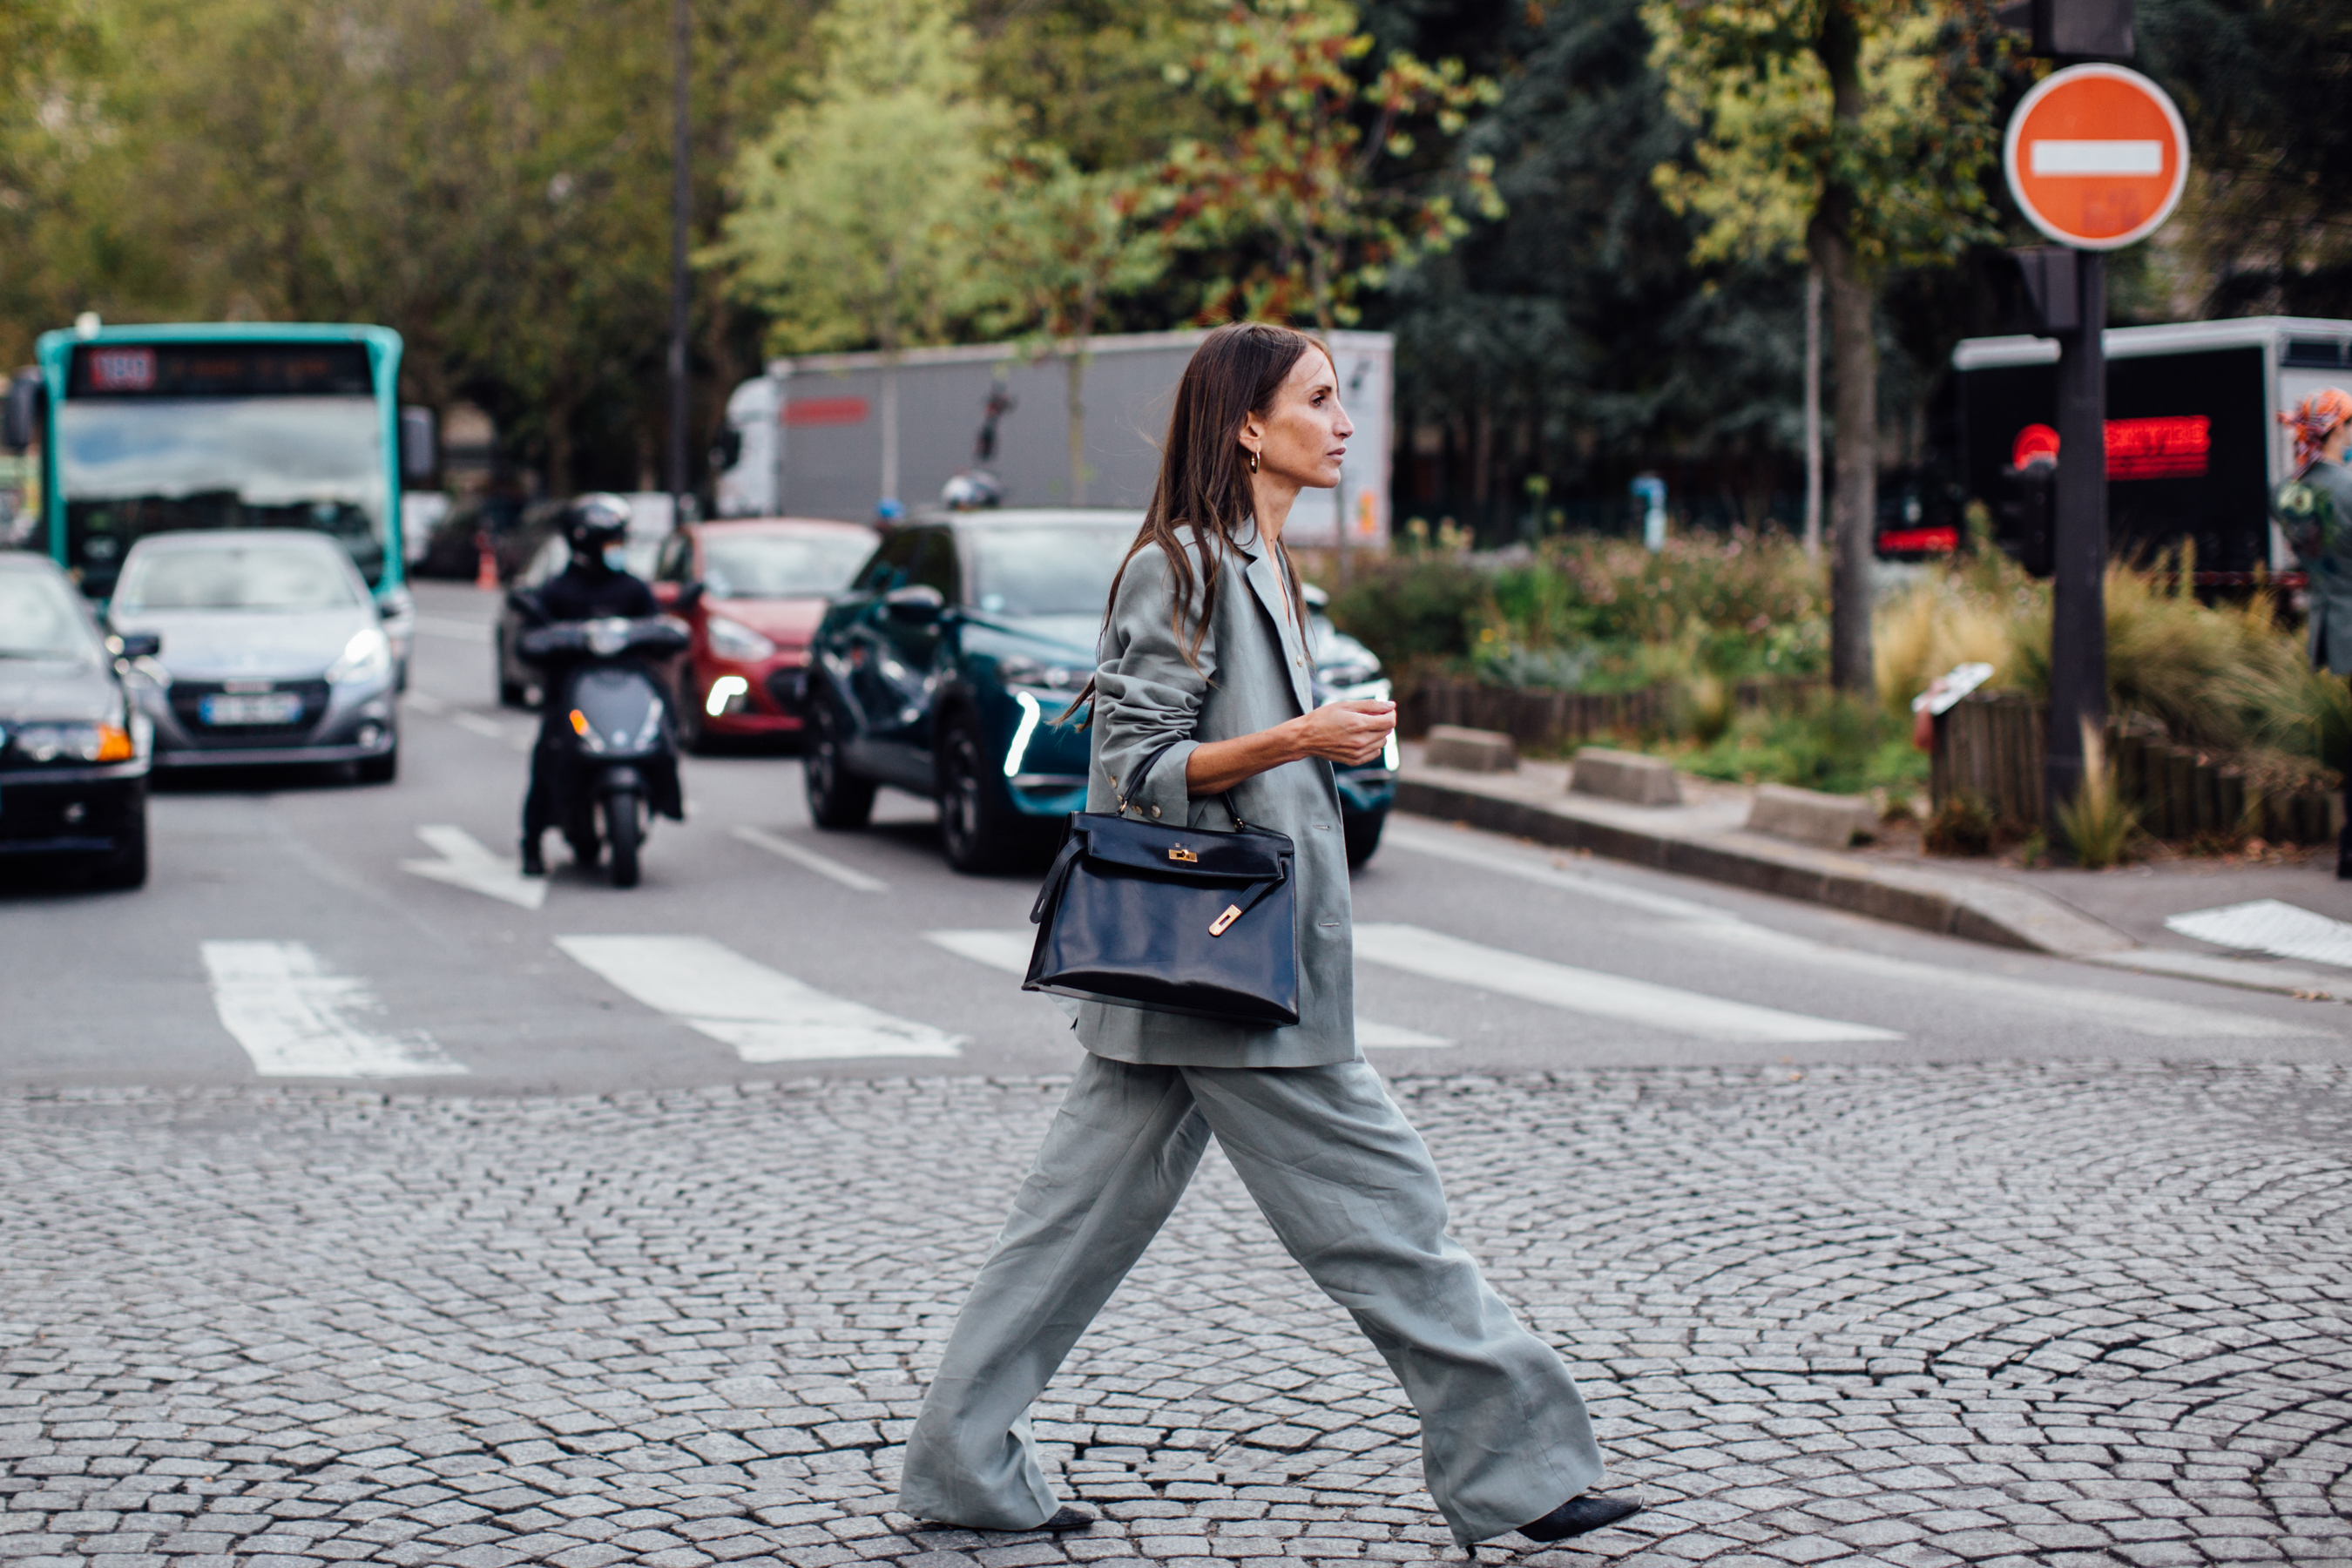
[1024,744,1300,1026]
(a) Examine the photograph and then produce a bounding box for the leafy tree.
[1643,0,2007,692]
[1156,0,1500,575]
[1379,0,1816,545]
[718,0,1017,508]
[1158,0,1501,335]
[2139,0,2352,318]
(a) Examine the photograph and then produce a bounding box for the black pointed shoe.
[1032,1506,1096,1531]
[1518,1493,1641,1543]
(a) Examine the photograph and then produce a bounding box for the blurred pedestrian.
[896,322,1640,1552]
[2280,388,2352,876]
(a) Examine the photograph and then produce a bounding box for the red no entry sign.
[2004,64,2189,250]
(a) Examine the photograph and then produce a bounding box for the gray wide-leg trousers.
[896,1054,1605,1547]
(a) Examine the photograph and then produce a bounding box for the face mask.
[602,545,629,571]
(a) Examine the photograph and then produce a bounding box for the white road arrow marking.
[923,929,1453,1048]
[401,825,547,909]
[2166,899,2352,972]
[733,825,889,893]
[1355,923,1899,1044]
[201,941,465,1078]
[556,934,962,1061]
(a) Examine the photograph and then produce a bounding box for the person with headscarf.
[2280,387,2352,875]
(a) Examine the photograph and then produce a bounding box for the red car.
[649,517,879,749]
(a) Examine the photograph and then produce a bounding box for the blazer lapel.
[1236,531,1313,714]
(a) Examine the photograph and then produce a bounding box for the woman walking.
[2282,387,2352,876]
[896,322,1639,1552]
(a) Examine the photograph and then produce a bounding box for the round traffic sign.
[2004,64,2189,251]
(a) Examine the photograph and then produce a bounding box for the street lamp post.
[668,0,691,525]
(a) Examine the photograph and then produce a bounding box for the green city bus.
[15,321,420,660]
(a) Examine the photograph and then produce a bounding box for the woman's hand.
[1289,700,1396,766]
[1185,700,1396,795]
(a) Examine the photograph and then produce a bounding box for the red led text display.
[2009,416,2210,481]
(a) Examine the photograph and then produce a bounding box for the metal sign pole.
[668,0,692,522]
[2044,249,2106,821]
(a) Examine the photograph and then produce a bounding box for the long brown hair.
[1065,321,1321,722]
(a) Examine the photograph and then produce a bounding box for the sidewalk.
[1396,745,2352,999]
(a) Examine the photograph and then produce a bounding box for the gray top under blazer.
[1073,524,1360,1069]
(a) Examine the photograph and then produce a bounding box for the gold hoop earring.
[1247,449,1260,475]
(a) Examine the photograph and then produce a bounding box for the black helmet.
[564,492,632,555]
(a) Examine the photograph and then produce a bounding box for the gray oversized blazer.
[1072,523,1360,1069]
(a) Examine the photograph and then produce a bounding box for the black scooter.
[515,613,691,888]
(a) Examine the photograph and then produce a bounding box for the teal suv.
[801,509,1397,873]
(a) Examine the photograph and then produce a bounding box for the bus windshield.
[56,395,387,594]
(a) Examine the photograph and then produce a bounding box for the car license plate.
[199,692,304,726]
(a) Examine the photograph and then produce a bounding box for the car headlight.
[9,722,133,764]
[327,627,393,685]
[997,655,1083,690]
[706,616,776,661]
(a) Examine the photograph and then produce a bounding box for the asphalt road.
[3,581,2345,1092]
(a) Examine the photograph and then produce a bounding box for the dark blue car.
[802,509,1396,873]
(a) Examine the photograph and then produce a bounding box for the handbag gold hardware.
[1169,846,1199,863]
[1208,903,1243,936]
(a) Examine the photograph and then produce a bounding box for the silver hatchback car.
[108,531,400,781]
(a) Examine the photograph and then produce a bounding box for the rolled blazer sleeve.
[1092,540,1215,823]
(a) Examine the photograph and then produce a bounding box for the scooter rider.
[517,493,657,875]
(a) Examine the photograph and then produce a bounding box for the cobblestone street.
[3,1062,2348,1567]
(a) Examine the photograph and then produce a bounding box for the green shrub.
[1674,691,1925,797]
[1923,794,1996,856]
[2053,720,2139,868]
[1325,556,1486,666]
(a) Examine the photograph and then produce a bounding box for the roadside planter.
[1930,690,2342,844]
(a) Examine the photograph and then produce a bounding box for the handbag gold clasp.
[1168,846,1198,863]
[1209,903,1242,936]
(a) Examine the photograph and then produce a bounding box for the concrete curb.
[1396,763,2136,958]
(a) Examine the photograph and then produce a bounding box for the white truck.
[710,327,1395,548]
[1950,315,2352,579]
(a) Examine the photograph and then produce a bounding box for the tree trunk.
[1066,349,1088,507]
[1802,263,1823,558]
[546,395,576,499]
[1815,0,1875,695]
[880,360,900,512]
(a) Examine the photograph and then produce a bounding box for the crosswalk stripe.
[2166,899,2352,971]
[923,929,1455,1049]
[200,941,466,1078]
[450,711,508,740]
[555,934,961,1061]
[401,825,547,909]
[1385,826,2314,1038]
[1355,923,1900,1044]
[733,826,889,893]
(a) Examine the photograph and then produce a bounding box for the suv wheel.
[939,720,1024,874]
[804,694,875,829]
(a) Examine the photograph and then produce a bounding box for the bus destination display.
[68,342,373,399]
